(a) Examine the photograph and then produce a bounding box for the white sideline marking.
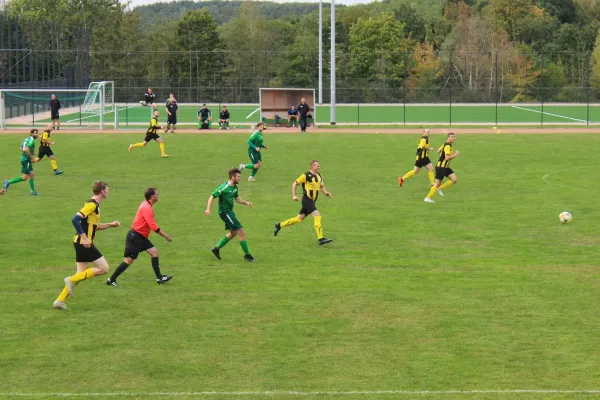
[511,105,587,123]
[2,390,600,397]
[246,107,260,119]
[65,107,133,123]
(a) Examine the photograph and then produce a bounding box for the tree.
[538,0,576,24]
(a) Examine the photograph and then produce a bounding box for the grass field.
[22,103,600,128]
[0,131,599,399]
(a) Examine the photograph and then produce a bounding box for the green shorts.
[219,211,243,231]
[20,159,33,174]
[248,148,262,164]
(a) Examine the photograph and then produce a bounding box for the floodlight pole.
[330,0,336,125]
[318,0,323,105]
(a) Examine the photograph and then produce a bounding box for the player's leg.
[54,260,89,309]
[56,118,60,130]
[208,117,212,129]
[236,228,255,262]
[156,136,169,158]
[399,165,420,187]
[4,161,30,191]
[438,171,456,191]
[140,101,147,106]
[426,163,435,186]
[274,212,305,236]
[425,170,444,202]
[108,230,139,286]
[27,171,37,195]
[309,207,332,245]
[48,151,63,175]
[145,245,172,283]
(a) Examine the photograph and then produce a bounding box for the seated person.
[287,105,298,127]
[140,88,156,108]
[218,106,230,130]
[197,104,212,129]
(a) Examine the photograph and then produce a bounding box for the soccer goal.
[0,81,116,130]
[259,88,316,127]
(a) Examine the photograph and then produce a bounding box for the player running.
[3,129,41,196]
[239,122,267,182]
[128,111,170,158]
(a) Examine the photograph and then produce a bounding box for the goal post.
[0,81,116,130]
[259,88,316,127]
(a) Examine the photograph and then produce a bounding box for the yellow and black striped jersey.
[73,199,100,244]
[296,171,323,201]
[436,142,453,168]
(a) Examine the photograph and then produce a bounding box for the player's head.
[46,123,54,131]
[30,129,39,138]
[153,110,159,118]
[148,88,153,93]
[93,181,109,199]
[291,105,295,109]
[169,92,174,98]
[229,167,241,184]
[51,94,56,100]
[145,187,159,204]
[223,105,227,110]
[202,103,207,109]
[447,132,455,143]
[300,98,306,104]
[169,98,175,104]
[310,159,320,172]
[423,128,430,137]
[256,122,265,131]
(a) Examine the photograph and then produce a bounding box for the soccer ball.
[559,211,572,224]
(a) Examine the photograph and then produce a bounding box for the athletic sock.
[428,171,435,185]
[426,186,437,199]
[250,168,258,177]
[314,216,324,239]
[151,257,162,279]
[244,164,254,169]
[110,261,130,281]
[28,179,35,193]
[8,176,23,185]
[50,159,58,171]
[133,142,144,148]
[159,142,166,155]
[281,217,302,227]
[216,236,230,249]
[439,180,454,190]
[402,170,416,181]
[240,240,250,255]
[69,268,95,284]
[56,286,70,302]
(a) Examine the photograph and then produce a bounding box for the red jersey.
[132,200,159,238]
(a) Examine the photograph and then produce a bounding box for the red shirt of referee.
[107,187,173,286]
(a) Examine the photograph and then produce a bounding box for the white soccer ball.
[559,211,572,224]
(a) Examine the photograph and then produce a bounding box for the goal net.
[0,81,116,130]
[259,88,316,127]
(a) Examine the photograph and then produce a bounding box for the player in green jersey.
[239,122,267,182]
[205,167,255,262]
[3,129,40,195]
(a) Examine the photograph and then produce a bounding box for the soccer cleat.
[244,254,256,262]
[64,277,76,297]
[398,177,404,187]
[161,154,170,158]
[53,300,69,310]
[30,191,40,196]
[128,144,134,152]
[437,189,444,197]
[54,170,63,175]
[106,278,119,287]
[211,247,221,260]
[424,197,435,203]
[319,238,333,245]
[3,180,8,190]
[248,176,256,182]
[273,222,281,236]
[239,163,246,171]
[157,275,173,284]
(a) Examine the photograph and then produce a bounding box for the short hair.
[223,105,227,108]
[92,181,108,195]
[229,167,241,179]
[424,128,430,133]
[148,87,152,91]
[144,187,157,200]
[256,122,265,128]
[310,159,319,166]
[202,103,206,106]
[447,132,455,137]
[30,129,38,134]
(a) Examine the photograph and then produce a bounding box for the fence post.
[495,53,498,126]
[540,57,544,126]
[403,52,407,126]
[587,54,591,126]
[357,101,360,126]
[449,52,453,126]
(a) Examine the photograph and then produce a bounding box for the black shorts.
[74,242,103,263]
[435,166,454,180]
[123,229,154,260]
[51,111,59,120]
[415,157,431,168]
[299,196,318,216]
[167,116,177,125]
[144,132,160,142]
[38,146,54,159]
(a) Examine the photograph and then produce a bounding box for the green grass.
[26,103,600,127]
[0,132,599,399]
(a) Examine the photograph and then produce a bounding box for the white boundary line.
[2,390,600,397]
[246,107,260,119]
[511,105,588,123]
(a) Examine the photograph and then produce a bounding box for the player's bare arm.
[205,195,215,216]
[320,184,331,198]
[97,221,120,230]
[292,181,299,201]
[235,197,252,208]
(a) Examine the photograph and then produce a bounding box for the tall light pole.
[318,0,323,105]
[330,0,336,125]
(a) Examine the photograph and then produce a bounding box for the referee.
[298,98,309,132]
[106,187,173,286]
[50,94,61,130]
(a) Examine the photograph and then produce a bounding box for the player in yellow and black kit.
[34,124,63,175]
[128,110,169,158]
[273,160,333,245]
[398,128,435,187]
[53,181,120,310]
[424,132,460,203]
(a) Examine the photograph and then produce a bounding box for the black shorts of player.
[435,166,454,180]
[37,146,54,159]
[123,229,154,260]
[414,157,432,168]
[299,196,318,216]
[144,132,160,142]
[74,242,103,263]
[167,116,177,125]
[51,111,59,120]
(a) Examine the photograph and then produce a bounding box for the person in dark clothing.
[50,95,61,130]
[297,98,310,132]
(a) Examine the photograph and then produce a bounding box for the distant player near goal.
[128,111,170,158]
[140,88,156,108]
[50,94,61,130]
[165,93,177,107]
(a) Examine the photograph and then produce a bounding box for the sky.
[127,0,377,8]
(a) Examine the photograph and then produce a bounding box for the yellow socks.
[50,159,58,170]
[281,217,302,227]
[428,171,435,185]
[70,268,95,284]
[159,142,166,155]
[402,170,415,181]
[439,180,454,190]
[314,216,323,239]
[426,185,437,199]
[133,142,144,148]
[56,286,70,302]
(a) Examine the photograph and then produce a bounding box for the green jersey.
[20,136,35,162]
[212,181,239,213]
[248,130,265,150]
